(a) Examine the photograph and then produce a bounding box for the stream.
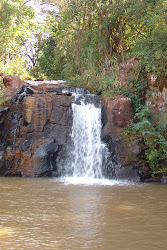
[0,177,167,249]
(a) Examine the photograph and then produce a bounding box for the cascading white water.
[71,101,105,178]
[57,92,110,180]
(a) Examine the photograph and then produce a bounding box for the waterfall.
[57,92,109,180]
[71,102,104,178]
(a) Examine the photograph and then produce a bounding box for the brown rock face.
[102,96,141,177]
[0,84,73,177]
[146,74,167,115]
[105,97,133,128]
[0,74,30,102]
[102,97,133,137]
[0,73,28,89]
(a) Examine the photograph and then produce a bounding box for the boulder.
[0,73,28,89]
[115,166,141,182]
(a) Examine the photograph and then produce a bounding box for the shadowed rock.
[102,96,142,178]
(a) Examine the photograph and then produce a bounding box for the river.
[0,177,167,249]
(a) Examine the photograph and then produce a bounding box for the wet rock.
[102,96,142,180]
[102,96,133,142]
[24,139,59,177]
[0,107,9,125]
[103,97,133,129]
[0,83,73,177]
[0,151,4,161]
[22,96,52,131]
[115,166,141,182]
[31,84,65,93]
[23,97,36,124]
[161,176,167,184]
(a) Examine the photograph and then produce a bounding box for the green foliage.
[131,0,167,77]
[0,0,35,76]
[38,36,65,79]
[97,73,147,113]
[130,107,167,175]
[38,0,167,81]
[1,0,166,80]
[39,0,124,79]
[122,77,148,111]
[0,56,29,78]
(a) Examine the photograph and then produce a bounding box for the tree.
[0,0,34,76]
[38,0,167,83]
[126,0,167,78]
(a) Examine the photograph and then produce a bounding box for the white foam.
[57,177,133,186]
[26,80,65,85]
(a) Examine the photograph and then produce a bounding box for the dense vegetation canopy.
[0,0,167,175]
[0,0,166,80]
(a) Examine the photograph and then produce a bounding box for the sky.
[26,0,58,22]
[22,0,58,68]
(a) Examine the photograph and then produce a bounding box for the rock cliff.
[0,78,140,180]
[101,96,141,181]
[0,67,165,181]
[0,84,73,177]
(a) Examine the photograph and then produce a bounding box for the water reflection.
[0,178,167,249]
